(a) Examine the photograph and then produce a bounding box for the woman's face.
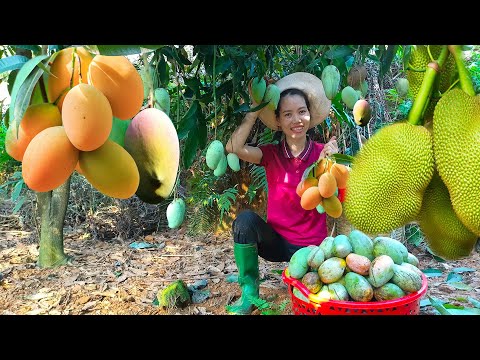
[276,94,310,139]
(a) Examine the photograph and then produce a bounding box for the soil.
[1,199,479,316]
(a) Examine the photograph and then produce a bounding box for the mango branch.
[448,45,475,96]
[407,45,449,126]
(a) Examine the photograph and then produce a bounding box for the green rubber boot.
[225,243,260,315]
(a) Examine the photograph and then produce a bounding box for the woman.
[225,72,339,315]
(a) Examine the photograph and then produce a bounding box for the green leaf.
[214,56,233,75]
[177,101,199,139]
[197,112,207,150]
[108,117,131,147]
[446,272,463,283]
[233,103,251,113]
[447,282,473,291]
[325,46,355,60]
[444,307,480,315]
[85,45,158,56]
[12,196,25,214]
[13,65,44,126]
[13,45,42,55]
[0,55,29,74]
[161,47,191,66]
[427,296,452,315]
[157,55,170,86]
[182,127,199,169]
[332,153,354,165]
[11,179,23,201]
[8,54,48,123]
[379,45,398,78]
[468,297,480,308]
[452,267,475,273]
[248,102,269,112]
[422,268,443,277]
[184,77,202,97]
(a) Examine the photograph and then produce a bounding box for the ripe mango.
[88,55,144,120]
[124,108,180,204]
[79,139,140,199]
[352,99,372,127]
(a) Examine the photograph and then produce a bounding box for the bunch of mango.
[286,229,424,303]
[296,158,350,218]
[6,46,180,205]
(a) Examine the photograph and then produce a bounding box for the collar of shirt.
[281,137,313,161]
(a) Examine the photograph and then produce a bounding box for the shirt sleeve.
[258,144,274,168]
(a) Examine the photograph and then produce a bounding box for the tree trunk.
[36,177,71,268]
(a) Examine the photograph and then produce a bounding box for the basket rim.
[282,267,428,309]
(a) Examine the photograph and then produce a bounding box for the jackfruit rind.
[417,171,477,259]
[433,88,480,236]
[344,122,434,234]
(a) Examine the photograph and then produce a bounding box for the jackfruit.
[407,45,457,121]
[433,88,480,236]
[344,122,434,234]
[417,171,477,259]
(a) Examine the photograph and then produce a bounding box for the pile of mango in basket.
[287,230,424,303]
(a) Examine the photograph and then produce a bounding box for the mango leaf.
[427,296,452,315]
[84,45,159,56]
[182,128,199,169]
[197,111,207,150]
[332,153,354,165]
[13,45,42,56]
[12,196,26,214]
[443,307,480,315]
[214,56,233,75]
[13,65,44,127]
[301,161,317,181]
[446,272,463,283]
[422,268,443,277]
[426,247,446,262]
[248,102,268,113]
[452,267,475,273]
[157,55,170,87]
[379,45,398,79]
[0,55,29,74]
[447,282,473,291]
[8,54,48,122]
[161,47,191,66]
[184,77,202,97]
[11,179,24,201]
[324,46,355,60]
[177,101,199,139]
[108,117,131,147]
[468,297,480,308]
[233,103,250,114]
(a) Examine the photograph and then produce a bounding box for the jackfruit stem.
[407,46,449,126]
[448,45,476,97]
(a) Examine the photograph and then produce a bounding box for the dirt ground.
[1,199,479,316]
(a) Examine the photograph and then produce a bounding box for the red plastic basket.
[282,268,428,315]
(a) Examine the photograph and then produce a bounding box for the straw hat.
[257,72,331,131]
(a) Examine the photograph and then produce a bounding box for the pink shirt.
[259,138,327,247]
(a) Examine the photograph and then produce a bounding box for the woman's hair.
[274,88,311,117]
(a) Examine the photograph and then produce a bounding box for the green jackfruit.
[344,122,434,234]
[417,171,477,259]
[433,88,480,236]
[407,45,457,121]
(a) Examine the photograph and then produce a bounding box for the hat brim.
[258,72,331,131]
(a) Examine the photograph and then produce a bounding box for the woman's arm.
[225,111,263,165]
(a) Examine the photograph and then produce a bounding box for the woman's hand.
[320,136,338,157]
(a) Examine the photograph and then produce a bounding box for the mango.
[62,83,113,151]
[88,55,144,120]
[124,108,180,204]
[352,99,372,127]
[166,198,186,229]
[206,140,225,170]
[226,153,240,172]
[22,126,79,192]
[47,46,93,110]
[79,139,140,199]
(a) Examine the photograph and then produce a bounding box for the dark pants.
[232,210,303,262]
